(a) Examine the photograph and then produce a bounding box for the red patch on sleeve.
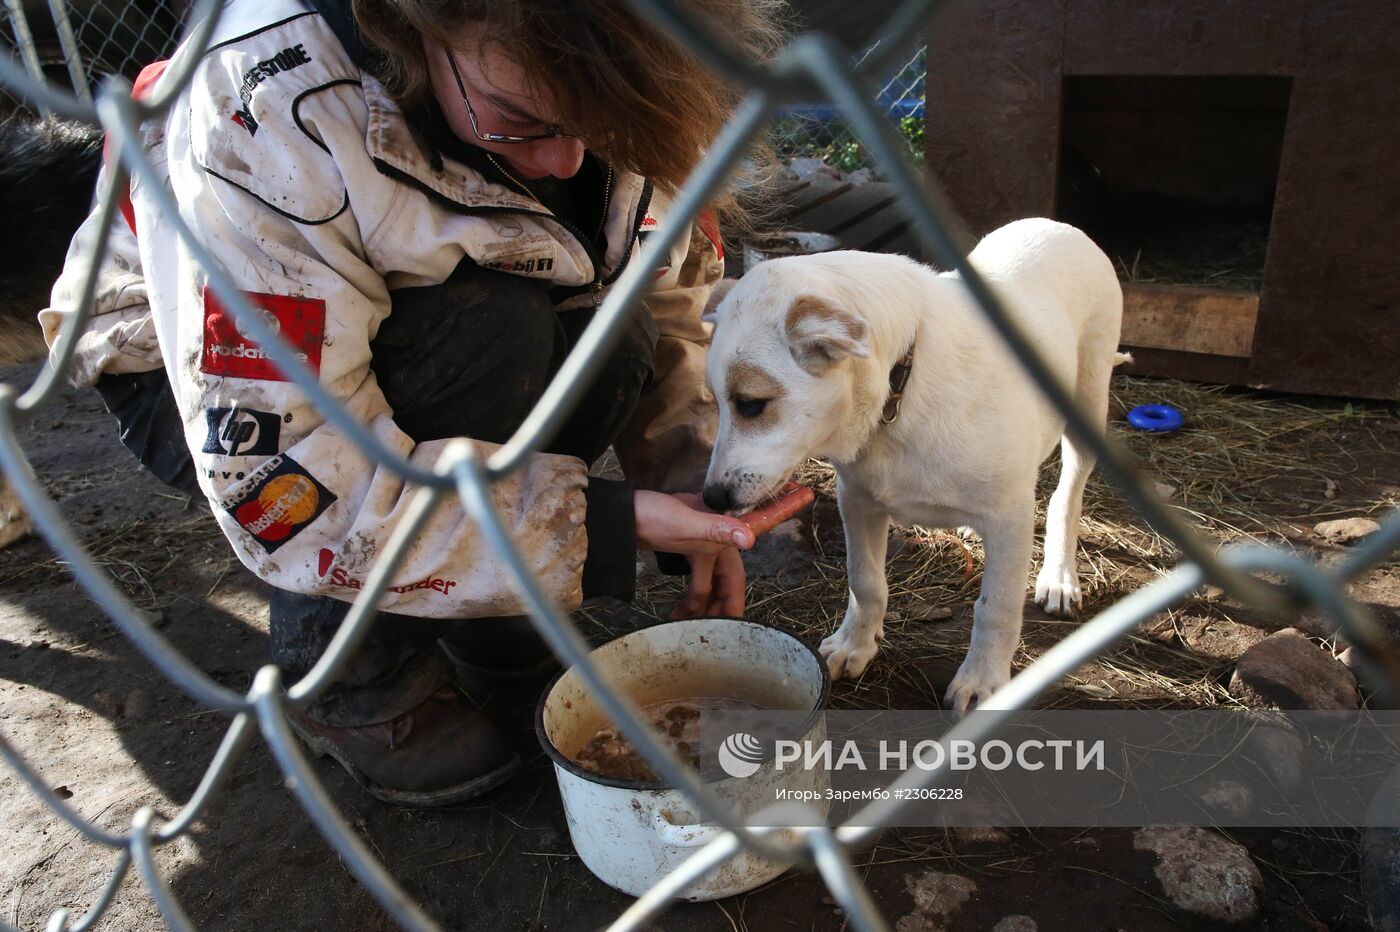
[201,287,325,382]
[696,208,724,261]
[107,60,171,236]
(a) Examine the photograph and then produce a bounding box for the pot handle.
[652,808,723,848]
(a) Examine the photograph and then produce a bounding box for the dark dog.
[0,116,103,363]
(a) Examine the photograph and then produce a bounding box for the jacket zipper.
[488,154,617,307]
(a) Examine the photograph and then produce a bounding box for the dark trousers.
[96,263,656,723]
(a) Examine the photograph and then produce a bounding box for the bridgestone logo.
[233,44,313,136]
[239,44,312,106]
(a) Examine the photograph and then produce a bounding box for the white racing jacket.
[40,0,723,618]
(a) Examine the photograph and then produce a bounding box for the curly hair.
[351,0,788,198]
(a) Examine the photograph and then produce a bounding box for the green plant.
[768,103,926,173]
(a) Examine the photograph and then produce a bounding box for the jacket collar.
[305,0,383,76]
[361,75,650,287]
[307,0,653,282]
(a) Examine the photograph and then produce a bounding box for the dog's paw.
[819,630,880,680]
[945,661,1010,717]
[1034,565,1082,616]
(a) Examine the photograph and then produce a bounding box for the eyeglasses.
[446,52,575,144]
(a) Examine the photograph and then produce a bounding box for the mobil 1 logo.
[202,406,282,456]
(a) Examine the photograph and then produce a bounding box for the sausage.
[737,483,815,536]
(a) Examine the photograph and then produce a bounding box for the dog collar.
[880,342,916,425]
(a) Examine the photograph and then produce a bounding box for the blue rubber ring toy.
[1127,404,1184,433]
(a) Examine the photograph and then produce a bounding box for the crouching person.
[40,0,785,806]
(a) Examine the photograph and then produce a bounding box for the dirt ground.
[1,358,1398,931]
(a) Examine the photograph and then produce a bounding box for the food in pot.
[574,696,763,781]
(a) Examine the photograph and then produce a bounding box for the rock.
[1133,826,1263,924]
[1153,481,1176,499]
[904,870,976,920]
[0,478,32,550]
[1292,611,1338,639]
[1315,517,1382,544]
[1362,826,1400,932]
[1179,616,1268,661]
[1229,628,1359,710]
[1195,779,1255,821]
[1341,646,1400,709]
[786,157,842,182]
[845,167,877,186]
[954,825,1010,846]
[1238,724,1306,795]
[992,918,1037,932]
[926,607,954,621]
[1361,765,1400,932]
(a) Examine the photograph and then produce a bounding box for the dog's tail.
[1112,351,1134,368]
[0,117,104,365]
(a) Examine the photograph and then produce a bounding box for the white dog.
[702,218,1125,714]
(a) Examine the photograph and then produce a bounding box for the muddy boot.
[287,685,520,807]
[270,590,521,806]
[438,615,561,686]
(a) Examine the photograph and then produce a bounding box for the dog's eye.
[734,397,768,419]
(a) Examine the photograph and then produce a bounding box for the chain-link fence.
[2,0,1399,930]
[0,0,185,114]
[771,43,925,171]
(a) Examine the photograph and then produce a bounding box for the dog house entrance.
[1058,75,1293,293]
[1056,75,1291,359]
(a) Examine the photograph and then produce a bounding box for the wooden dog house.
[923,0,1399,399]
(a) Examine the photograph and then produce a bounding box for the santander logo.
[317,548,459,596]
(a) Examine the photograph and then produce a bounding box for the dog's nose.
[702,484,734,513]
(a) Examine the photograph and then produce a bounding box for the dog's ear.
[700,278,737,325]
[785,295,869,373]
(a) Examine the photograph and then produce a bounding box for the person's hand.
[634,490,754,620]
[671,544,746,619]
[634,487,816,620]
[633,489,755,555]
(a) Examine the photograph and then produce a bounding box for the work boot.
[439,615,561,686]
[287,685,521,807]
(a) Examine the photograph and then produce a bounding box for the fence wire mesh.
[1,0,185,114]
[1,0,1398,930]
[770,42,925,171]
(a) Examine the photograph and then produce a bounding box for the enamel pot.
[536,618,830,900]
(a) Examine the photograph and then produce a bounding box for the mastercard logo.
[222,456,335,553]
[235,474,319,543]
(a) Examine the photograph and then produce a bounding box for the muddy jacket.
[39,0,723,618]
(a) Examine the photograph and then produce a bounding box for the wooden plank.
[1118,346,1252,386]
[1246,0,1400,400]
[1120,282,1259,358]
[925,0,1065,236]
[1064,0,1305,76]
[781,179,854,222]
